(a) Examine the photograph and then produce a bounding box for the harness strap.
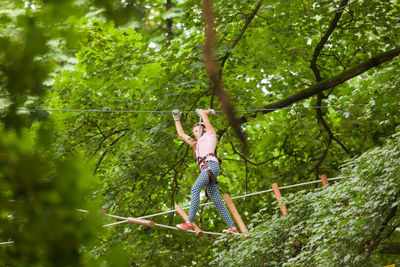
[196,153,219,166]
[198,158,219,198]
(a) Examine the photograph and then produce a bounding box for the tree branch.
[166,0,173,43]
[361,204,399,264]
[219,2,262,69]
[211,2,261,108]
[92,128,130,157]
[256,47,400,116]
[316,94,351,155]
[308,136,332,179]
[309,0,352,158]
[310,0,349,81]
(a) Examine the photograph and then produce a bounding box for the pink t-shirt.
[195,131,218,165]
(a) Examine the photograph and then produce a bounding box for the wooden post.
[272,183,287,216]
[320,174,329,187]
[175,205,203,237]
[127,217,155,227]
[223,194,249,237]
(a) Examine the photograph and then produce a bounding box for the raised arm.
[172,110,196,148]
[199,109,215,134]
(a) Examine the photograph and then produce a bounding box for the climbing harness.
[197,153,219,197]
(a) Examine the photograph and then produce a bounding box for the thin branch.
[316,93,351,155]
[308,136,332,178]
[229,141,285,166]
[94,122,106,138]
[344,46,362,69]
[92,128,130,157]
[360,203,399,264]
[301,0,307,13]
[219,2,262,69]
[310,0,349,81]
[166,0,173,43]
[330,50,346,69]
[93,130,128,173]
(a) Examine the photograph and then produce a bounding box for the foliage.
[213,131,400,266]
[0,125,103,266]
[0,1,103,266]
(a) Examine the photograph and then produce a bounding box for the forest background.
[0,0,400,266]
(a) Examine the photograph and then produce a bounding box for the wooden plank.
[127,217,155,227]
[174,205,203,237]
[272,183,287,216]
[320,174,329,187]
[223,194,250,237]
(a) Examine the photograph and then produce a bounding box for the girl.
[172,109,238,233]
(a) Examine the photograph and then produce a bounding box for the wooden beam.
[175,205,203,237]
[223,194,250,237]
[127,217,155,227]
[320,174,329,187]
[272,183,287,216]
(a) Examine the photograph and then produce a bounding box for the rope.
[137,176,343,219]
[0,241,15,246]
[103,220,130,227]
[153,223,224,236]
[76,176,344,236]
[78,210,223,235]
[5,176,344,244]
[0,103,372,115]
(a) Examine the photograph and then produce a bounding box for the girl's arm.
[200,109,216,134]
[173,112,196,148]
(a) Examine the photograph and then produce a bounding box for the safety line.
[230,176,344,200]
[0,103,371,114]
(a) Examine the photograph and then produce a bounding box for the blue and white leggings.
[187,161,236,228]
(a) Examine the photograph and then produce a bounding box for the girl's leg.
[205,161,236,228]
[207,182,236,228]
[187,170,210,222]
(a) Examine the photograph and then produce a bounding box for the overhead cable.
[0,103,371,115]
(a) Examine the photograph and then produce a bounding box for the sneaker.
[222,227,239,234]
[176,221,194,231]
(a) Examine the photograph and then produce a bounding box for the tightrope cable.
[0,103,372,115]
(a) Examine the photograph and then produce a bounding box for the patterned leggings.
[187,161,236,228]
